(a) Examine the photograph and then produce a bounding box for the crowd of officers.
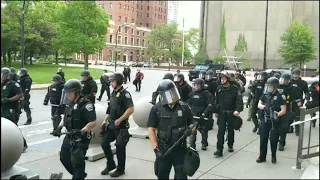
[1,65,319,179]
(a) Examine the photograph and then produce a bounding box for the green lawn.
[1,63,105,84]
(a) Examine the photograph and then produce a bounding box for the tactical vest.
[155,102,188,147]
[264,93,282,116]
[1,80,19,109]
[189,91,207,114]
[64,98,91,131]
[49,84,63,104]
[18,75,32,92]
[253,82,265,101]
[109,88,128,125]
[278,86,292,111]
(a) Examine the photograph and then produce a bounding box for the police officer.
[273,72,281,79]
[43,75,65,133]
[1,67,28,151]
[18,68,33,125]
[213,72,243,157]
[10,67,19,81]
[204,70,218,130]
[278,74,301,151]
[199,70,206,81]
[306,80,319,127]
[246,74,258,122]
[247,71,268,133]
[151,73,174,105]
[9,67,21,123]
[291,69,309,135]
[187,78,214,150]
[80,70,98,104]
[100,73,133,177]
[57,68,65,82]
[229,73,243,92]
[257,77,287,164]
[174,69,180,77]
[147,79,196,179]
[97,72,111,101]
[51,79,97,179]
[174,73,192,102]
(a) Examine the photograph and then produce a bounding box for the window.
[164,9,166,13]
[155,6,157,11]
[118,16,121,22]
[140,23,142,26]
[118,26,122,33]
[109,35,113,43]
[142,39,145,47]
[108,50,112,61]
[136,38,140,46]
[164,15,166,19]
[137,31,140,36]
[131,38,134,45]
[147,13,149,18]
[142,32,145,37]
[154,13,156,18]
[117,36,122,44]
[119,4,121,9]
[76,53,80,60]
[131,28,134,35]
[161,8,162,12]
[98,50,103,60]
[132,18,134,23]
[124,5,126,9]
[158,14,160,19]
[132,7,134,11]
[125,37,128,45]
[158,7,160,11]
[164,2,166,6]
[127,6,130,11]
[110,3,112,8]
[147,6,149,10]
[161,15,162,19]
[137,4,138,8]
[110,15,113,20]
[146,23,149,27]
[125,17,128,22]
[140,5,142,10]
[125,27,128,34]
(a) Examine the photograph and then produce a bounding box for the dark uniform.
[229,73,242,92]
[174,73,192,102]
[18,68,33,125]
[213,72,243,157]
[306,80,319,127]
[1,68,28,150]
[97,73,111,101]
[199,70,206,81]
[204,70,218,130]
[187,78,214,150]
[101,73,133,177]
[246,78,257,122]
[10,67,19,81]
[151,73,174,105]
[147,80,195,179]
[278,74,301,151]
[257,77,286,164]
[57,68,66,83]
[9,67,21,122]
[248,72,268,133]
[291,69,309,135]
[80,70,98,104]
[52,79,96,180]
[43,75,65,132]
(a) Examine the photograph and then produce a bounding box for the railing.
[291,106,320,170]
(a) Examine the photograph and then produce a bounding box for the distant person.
[123,67,128,84]
[57,68,65,83]
[133,69,144,92]
[127,66,131,82]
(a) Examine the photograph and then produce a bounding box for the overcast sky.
[178,1,201,30]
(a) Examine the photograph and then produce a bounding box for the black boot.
[271,156,277,164]
[252,126,258,133]
[101,164,116,175]
[256,157,266,163]
[214,149,223,157]
[201,144,207,151]
[278,144,284,151]
[228,146,234,152]
[110,169,125,177]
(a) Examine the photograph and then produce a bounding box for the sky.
[177,1,201,31]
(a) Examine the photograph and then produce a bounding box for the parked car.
[188,62,225,81]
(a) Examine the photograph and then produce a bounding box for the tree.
[194,45,206,64]
[220,12,227,51]
[57,1,109,69]
[278,21,317,67]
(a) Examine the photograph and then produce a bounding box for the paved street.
[13,68,319,179]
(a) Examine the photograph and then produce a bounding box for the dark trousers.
[51,106,61,131]
[1,109,28,147]
[250,101,259,128]
[156,148,187,179]
[216,114,235,150]
[134,79,141,91]
[101,128,129,171]
[259,121,280,160]
[98,85,110,100]
[127,74,131,82]
[21,98,32,122]
[60,136,90,180]
[205,112,214,130]
[294,110,301,133]
[190,121,208,148]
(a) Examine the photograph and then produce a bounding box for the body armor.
[64,98,91,131]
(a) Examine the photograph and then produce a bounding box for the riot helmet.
[137,69,141,72]
[193,78,205,91]
[81,70,90,81]
[205,70,214,81]
[57,68,63,73]
[52,74,62,84]
[109,72,124,88]
[176,70,180,73]
[174,73,185,82]
[279,73,291,85]
[18,68,28,77]
[229,73,235,82]
[257,71,268,82]
[292,68,301,80]
[163,73,174,81]
[9,67,16,75]
[273,72,281,79]
[198,70,206,79]
[157,79,180,105]
[102,72,113,83]
[219,71,229,85]
[264,77,279,94]
[1,67,11,82]
[63,79,82,101]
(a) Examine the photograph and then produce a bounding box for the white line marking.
[19,121,51,129]
[26,128,53,137]
[28,137,58,146]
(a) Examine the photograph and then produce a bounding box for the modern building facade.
[167,1,180,25]
[76,1,168,63]
[200,1,319,69]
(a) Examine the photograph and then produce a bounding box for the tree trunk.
[45,54,48,61]
[2,52,7,65]
[84,54,89,70]
[29,53,33,65]
[55,51,59,64]
[299,63,302,68]
[14,52,17,62]
[64,54,67,66]
[24,52,27,66]
[7,51,12,67]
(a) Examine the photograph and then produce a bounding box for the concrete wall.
[202,1,319,70]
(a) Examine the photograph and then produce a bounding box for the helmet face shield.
[279,77,290,85]
[292,73,299,79]
[174,76,179,82]
[199,73,205,79]
[159,87,180,105]
[205,74,213,80]
[264,84,276,94]
[192,83,202,91]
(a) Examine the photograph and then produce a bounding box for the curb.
[31,80,101,90]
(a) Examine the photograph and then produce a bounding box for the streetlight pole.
[20,0,26,68]
[263,0,269,70]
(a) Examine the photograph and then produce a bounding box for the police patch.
[177,110,183,117]
[125,93,131,99]
[15,83,20,87]
[281,95,286,100]
[273,96,278,100]
[85,104,94,111]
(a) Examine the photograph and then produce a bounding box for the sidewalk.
[31,79,101,90]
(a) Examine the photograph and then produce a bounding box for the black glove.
[43,101,48,105]
[200,113,206,120]
[70,129,83,138]
[246,103,249,108]
[100,123,106,137]
[150,101,156,105]
[154,148,163,158]
[52,126,63,137]
[183,127,193,137]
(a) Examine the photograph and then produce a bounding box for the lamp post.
[114,23,134,72]
[263,0,269,70]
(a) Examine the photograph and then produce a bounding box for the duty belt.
[219,109,234,115]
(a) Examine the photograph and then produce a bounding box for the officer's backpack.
[234,116,243,131]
